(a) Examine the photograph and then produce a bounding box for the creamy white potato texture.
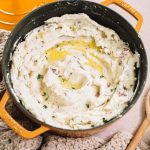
[11,14,139,129]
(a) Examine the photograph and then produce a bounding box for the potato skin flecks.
[11,13,139,130]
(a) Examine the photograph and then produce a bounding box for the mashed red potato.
[11,13,139,129]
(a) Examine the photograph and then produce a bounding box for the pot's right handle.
[101,0,143,32]
[0,91,50,139]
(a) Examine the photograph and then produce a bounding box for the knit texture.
[0,29,149,150]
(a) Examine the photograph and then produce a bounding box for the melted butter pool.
[45,39,106,89]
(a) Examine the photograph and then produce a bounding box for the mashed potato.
[11,14,139,129]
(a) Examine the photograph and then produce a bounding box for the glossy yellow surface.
[46,39,103,74]
[46,39,103,89]
[46,50,70,64]
[60,78,83,90]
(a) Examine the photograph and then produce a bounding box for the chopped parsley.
[111,89,114,92]
[43,105,48,109]
[91,125,95,127]
[55,44,59,48]
[100,75,104,78]
[123,86,127,90]
[37,74,43,80]
[61,77,66,82]
[72,87,75,90]
[70,26,77,31]
[42,92,46,96]
[86,103,90,108]
[102,118,108,123]
[52,115,56,118]
[45,97,48,101]
[130,84,134,88]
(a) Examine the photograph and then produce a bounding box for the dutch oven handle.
[0,0,57,139]
[0,91,50,139]
[101,0,143,32]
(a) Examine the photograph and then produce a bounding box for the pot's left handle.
[0,91,50,139]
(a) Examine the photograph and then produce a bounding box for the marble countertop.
[91,0,150,145]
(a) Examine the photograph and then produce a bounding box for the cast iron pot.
[0,0,148,139]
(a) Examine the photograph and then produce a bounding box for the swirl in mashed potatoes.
[11,14,139,129]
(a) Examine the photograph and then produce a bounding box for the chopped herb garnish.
[91,125,95,127]
[58,75,62,78]
[86,104,90,108]
[100,75,104,78]
[62,78,66,82]
[123,86,127,90]
[70,26,77,31]
[43,105,48,109]
[37,74,43,80]
[52,115,56,118]
[102,118,107,123]
[55,44,59,48]
[130,84,134,88]
[42,92,46,96]
[111,89,114,92]
[101,31,107,38]
[72,87,75,90]
[45,97,48,101]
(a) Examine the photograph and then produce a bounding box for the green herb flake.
[100,75,104,78]
[130,84,134,88]
[43,105,48,109]
[102,118,107,123]
[45,97,48,101]
[91,125,95,127]
[52,115,56,118]
[53,44,59,49]
[72,87,75,90]
[123,86,127,90]
[37,74,43,80]
[111,89,114,92]
[42,92,46,96]
[61,77,66,82]
[86,104,90,108]
[70,26,77,31]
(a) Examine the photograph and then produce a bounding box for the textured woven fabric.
[41,135,105,150]
[0,130,42,150]
[0,29,149,150]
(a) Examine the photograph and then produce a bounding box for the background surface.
[90,0,150,145]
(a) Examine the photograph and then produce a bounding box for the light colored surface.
[90,0,150,145]
[11,13,138,130]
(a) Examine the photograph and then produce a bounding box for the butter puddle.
[46,50,70,64]
[45,38,114,88]
[59,77,83,90]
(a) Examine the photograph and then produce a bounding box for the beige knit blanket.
[0,29,149,150]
